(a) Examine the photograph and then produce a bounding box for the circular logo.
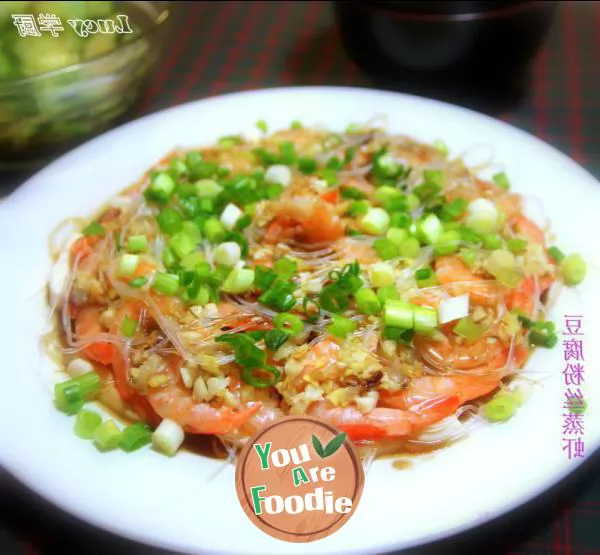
[235,416,365,543]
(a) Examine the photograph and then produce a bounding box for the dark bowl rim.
[343,0,554,23]
[0,1,172,88]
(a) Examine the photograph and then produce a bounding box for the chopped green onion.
[256,119,268,133]
[413,179,441,202]
[507,238,528,254]
[218,135,244,147]
[560,253,587,286]
[74,409,102,439]
[274,313,304,335]
[433,139,449,156]
[297,156,318,174]
[291,120,303,129]
[254,266,277,291]
[382,327,414,345]
[398,237,421,259]
[180,251,206,271]
[317,168,339,186]
[433,230,460,255]
[568,399,587,415]
[390,212,412,229]
[55,382,84,414]
[529,329,558,348]
[466,198,499,235]
[483,393,518,422]
[128,276,148,288]
[377,285,401,303]
[222,268,255,294]
[93,420,122,450]
[273,257,297,279]
[483,234,503,250]
[279,141,297,165]
[326,315,357,339]
[370,262,395,287]
[384,299,414,329]
[119,422,152,452]
[264,329,289,351]
[156,208,183,235]
[319,284,350,313]
[259,280,297,312]
[413,305,438,332]
[117,254,139,277]
[242,365,281,388]
[374,186,404,209]
[453,317,483,340]
[359,207,390,236]
[162,246,178,270]
[387,227,408,247]
[126,234,148,253]
[235,214,253,231]
[169,231,197,259]
[203,217,226,244]
[547,246,565,263]
[82,221,105,237]
[196,178,223,198]
[460,248,478,268]
[151,272,180,296]
[459,226,483,246]
[121,316,138,338]
[416,213,443,245]
[406,194,420,212]
[348,200,370,217]
[415,268,433,280]
[341,187,367,200]
[492,172,511,190]
[144,172,176,204]
[355,288,381,315]
[374,238,399,260]
[373,152,399,178]
[302,297,321,323]
[485,249,520,287]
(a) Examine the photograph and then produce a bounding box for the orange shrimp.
[75,306,116,365]
[309,402,413,441]
[414,331,506,373]
[435,256,503,307]
[380,375,499,413]
[511,214,545,244]
[147,381,261,435]
[505,273,555,317]
[265,197,344,244]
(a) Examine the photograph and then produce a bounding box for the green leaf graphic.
[312,434,325,458]
[323,432,347,457]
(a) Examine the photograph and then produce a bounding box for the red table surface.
[1,1,600,554]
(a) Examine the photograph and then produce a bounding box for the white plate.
[0,87,599,555]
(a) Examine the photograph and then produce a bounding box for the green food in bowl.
[0,1,171,169]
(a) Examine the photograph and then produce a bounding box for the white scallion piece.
[265,164,292,187]
[152,418,185,456]
[220,203,243,231]
[213,242,241,266]
[438,294,469,324]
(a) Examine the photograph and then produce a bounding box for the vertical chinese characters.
[561,315,585,460]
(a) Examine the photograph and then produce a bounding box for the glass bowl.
[0,1,172,170]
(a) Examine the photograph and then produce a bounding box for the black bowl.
[334,0,558,109]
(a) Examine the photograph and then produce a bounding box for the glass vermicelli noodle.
[45,120,588,458]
